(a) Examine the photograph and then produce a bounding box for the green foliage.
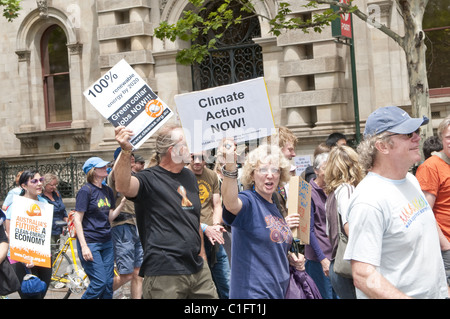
[0,0,21,22]
[154,0,358,65]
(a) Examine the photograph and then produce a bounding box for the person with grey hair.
[344,106,448,298]
[304,152,337,299]
[220,140,304,298]
[113,125,217,299]
[416,116,450,292]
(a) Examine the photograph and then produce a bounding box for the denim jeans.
[329,260,356,299]
[305,259,338,299]
[77,240,114,299]
[204,239,230,299]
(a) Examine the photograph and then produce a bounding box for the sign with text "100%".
[84,59,173,150]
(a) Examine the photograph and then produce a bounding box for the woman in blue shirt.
[220,142,305,298]
[73,157,123,299]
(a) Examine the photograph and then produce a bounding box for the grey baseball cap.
[364,106,429,137]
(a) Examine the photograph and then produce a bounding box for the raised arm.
[114,126,140,198]
[219,139,242,215]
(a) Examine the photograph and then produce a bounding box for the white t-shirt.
[334,183,354,225]
[344,172,447,299]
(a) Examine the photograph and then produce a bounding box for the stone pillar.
[67,43,88,128]
[15,50,36,132]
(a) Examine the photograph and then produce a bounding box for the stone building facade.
[0,0,448,198]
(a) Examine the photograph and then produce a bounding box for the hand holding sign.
[114,126,135,152]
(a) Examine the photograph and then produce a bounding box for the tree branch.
[314,0,405,49]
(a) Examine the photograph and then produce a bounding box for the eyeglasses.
[257,167,280,175]
[29,177,45,184]
[386,128,420,139]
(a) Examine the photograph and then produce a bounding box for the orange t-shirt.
[416,154,450,241]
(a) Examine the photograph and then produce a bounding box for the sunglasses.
[29,177,45,184]
[386,128,421,139]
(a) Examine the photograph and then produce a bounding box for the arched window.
[41,25,72,127]
[191,0,264,91]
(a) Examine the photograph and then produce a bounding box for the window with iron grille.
[191,1,264,91]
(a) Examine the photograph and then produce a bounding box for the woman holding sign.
[220,141,304,298]
[5,170,51,299]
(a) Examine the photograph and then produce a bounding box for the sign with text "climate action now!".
[175,77,276,153]
[83,59,173,150]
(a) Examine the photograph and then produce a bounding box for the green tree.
[1,0,21,22]
[155,0,435,137]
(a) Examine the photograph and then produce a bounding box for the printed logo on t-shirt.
[177,185,193,208]
[265,215,292,244]
[197,179,212,204]
[399,195,429,228]
[97,197,111,209]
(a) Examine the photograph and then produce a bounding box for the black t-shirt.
[0,211,7,244]
[0,224,7,244]
[132,165,203,276]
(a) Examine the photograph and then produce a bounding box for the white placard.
[9,195,53,268]
[294,155,312,176]
[175,77,275,153]
[83,59,173,149]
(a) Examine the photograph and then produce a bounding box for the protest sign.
[294,155,312,176]
[84,59,173,149]
[174,77,275,153]
[287,176,311,244]
[9,195,53,267]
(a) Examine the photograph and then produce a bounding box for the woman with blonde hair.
[324,145,364,298]
[220,141,304,298]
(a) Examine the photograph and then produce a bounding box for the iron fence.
[0,156,84,200]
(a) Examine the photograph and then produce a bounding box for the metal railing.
[0,156,84,200]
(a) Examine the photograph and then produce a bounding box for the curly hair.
[357,132,394,174]
[324,145,365,195]
[240,144,291,190]
[267,126,297,148]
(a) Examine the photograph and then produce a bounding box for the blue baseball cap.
[364,106,429,137]
[82,157,109,174]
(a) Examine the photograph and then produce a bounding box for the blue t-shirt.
[223,190,292,299]
[75,183,115,243]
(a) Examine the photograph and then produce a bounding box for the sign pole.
[331,1,361,144]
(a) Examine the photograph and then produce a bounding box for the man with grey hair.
[344,106,448,298]
[113,125,217,299]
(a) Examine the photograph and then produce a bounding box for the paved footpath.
[5,281,131,299]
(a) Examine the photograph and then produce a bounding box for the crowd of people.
[1,105,450,299]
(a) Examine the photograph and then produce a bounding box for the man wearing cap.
[343,106,448,299]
